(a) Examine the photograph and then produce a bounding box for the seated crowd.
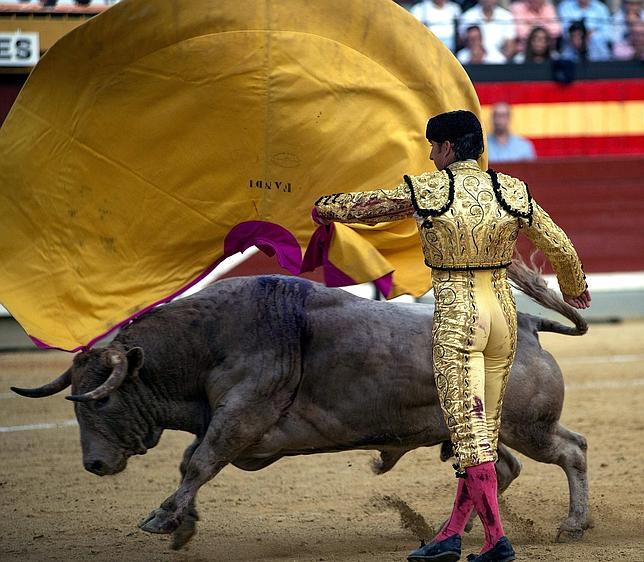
[396,0,643,62]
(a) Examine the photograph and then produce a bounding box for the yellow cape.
[0,0,484,351]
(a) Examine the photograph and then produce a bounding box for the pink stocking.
[434,477,474,541]
[465,461,505,552]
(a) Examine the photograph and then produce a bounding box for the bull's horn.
[65,350,127,403]
[11,368,72,398]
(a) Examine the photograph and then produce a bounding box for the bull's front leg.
[173,438,202,549]
[138,436,202,546]
[138,391,286,538]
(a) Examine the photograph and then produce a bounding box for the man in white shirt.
[457,24,507,63]
[459,0,517,61]
[487,102,536,162]
[411,0,462,51]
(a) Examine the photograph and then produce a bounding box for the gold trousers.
[432,269,517,470]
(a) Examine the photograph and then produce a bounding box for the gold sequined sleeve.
[314,182,413,226]
[522,202,587,297]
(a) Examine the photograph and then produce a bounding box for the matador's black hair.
[426,110,484,161]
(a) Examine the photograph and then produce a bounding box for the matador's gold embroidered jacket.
[315,160,587,297]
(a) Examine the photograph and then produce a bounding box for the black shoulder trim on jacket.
[404,174,427,216]
[404,171,454,218]
[442,168,456,216]
[488,169,533,226]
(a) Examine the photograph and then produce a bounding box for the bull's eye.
[94,396,110,409]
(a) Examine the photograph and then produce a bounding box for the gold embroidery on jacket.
[415,163,523,270]
[406,171,452,215]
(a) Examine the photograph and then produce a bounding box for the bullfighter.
[313,110,591,562]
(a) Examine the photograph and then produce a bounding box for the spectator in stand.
[558,0,612,59]
[458,24,507,62]
[459,0,517,62]
[411,0,462,51]
[560,19,611,60]
[487,102,536,162]
[514,25,553,62]
[613,17,644,59]
[511,0,562,52]
[612,0,643,46]
[631,18,644,59]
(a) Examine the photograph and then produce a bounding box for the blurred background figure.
[613,17,644,59]
[511,0,561,53]
[411,0,462,51]
[458,24,507,62]
[612,0,643,40]
[459,0,517,62]
[560,19,610,60]
[487,102,536,162]
[514,25,553,62]
[558,0,612,60]
[560,20,590,60]
[612,0,643,58]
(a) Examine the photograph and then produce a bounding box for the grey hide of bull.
[12,260,592,550]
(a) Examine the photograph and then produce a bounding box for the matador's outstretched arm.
[314,182,414,226]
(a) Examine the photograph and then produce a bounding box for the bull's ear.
[126,347,144,377]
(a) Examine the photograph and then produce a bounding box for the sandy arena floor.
[1,320,643,561]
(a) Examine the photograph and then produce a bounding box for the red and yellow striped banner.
[476,79,644,157]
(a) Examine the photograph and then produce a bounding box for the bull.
[12,262,591,550]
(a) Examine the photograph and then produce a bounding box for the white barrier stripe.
[0,420,78,433]
[541,272,644,292]
[566,378,644,390]
[559,354,644,365]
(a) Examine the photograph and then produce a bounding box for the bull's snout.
[84,459,109,476]
[83,454,127,476]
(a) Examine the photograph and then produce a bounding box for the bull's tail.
[507,254,588,336]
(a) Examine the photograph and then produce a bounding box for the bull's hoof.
[170,511,199,550]
[555,525,585,542]
[555,514,591,542]
[138,508,181,535]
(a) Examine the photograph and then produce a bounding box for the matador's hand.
[563,288,592,309]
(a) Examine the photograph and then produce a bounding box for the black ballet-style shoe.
[466,536,516,562]
[407,534,462,561]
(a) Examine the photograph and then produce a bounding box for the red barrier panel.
[531,135,644,158]
[495,156,644,274]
